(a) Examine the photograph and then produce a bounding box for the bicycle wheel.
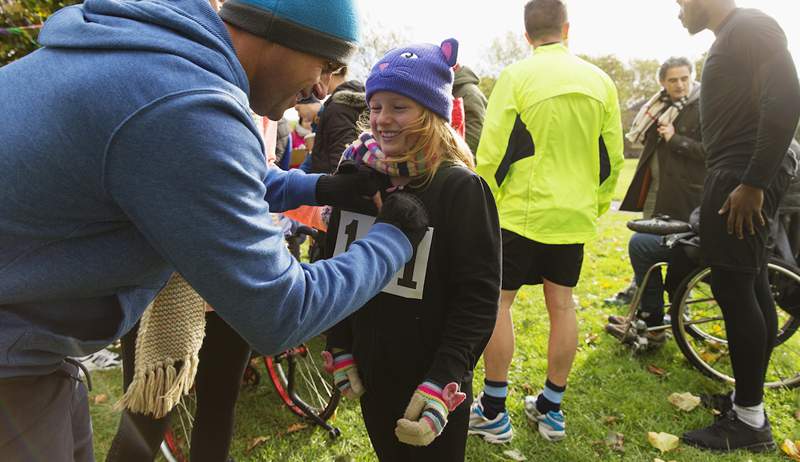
[161,391,197,462]
[264,335,341,422]
[670,259,800,389]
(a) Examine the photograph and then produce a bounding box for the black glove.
[316,161,385,214]
[375,192,429,249]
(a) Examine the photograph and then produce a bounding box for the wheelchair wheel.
[161,391,197,462]
[670,259,800,389]
[264,335,341,423]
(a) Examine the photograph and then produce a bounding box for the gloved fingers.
[402,392,427,420]
[321,351,334,373]
[394,418,436,446]
[345,368,365,397]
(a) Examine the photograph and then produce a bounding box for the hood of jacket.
[38,0,248,91]
[454,65,480,88]
[329,79,366,108]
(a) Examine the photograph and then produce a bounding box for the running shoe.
[468,392,513,443]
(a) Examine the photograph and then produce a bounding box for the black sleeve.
[425,172,501,385]
[739,18,800,188]
[322,105,361,174]
[325,315,354,352]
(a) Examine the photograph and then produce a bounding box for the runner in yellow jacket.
[469,0,623,445]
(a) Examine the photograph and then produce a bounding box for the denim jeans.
[629,232,673,326]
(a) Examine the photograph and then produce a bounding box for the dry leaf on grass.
[653,459,677,462]
[795,409,800,421]
[602,415,619,425]
[286,423,308,434]
[647,432,679,453]
[647,365,667,377]
[521,383,535,396]
[92,394,108,405]
[502,449,527,461]
[782,439,800,461]
[667,392,701,412]
[585,333,599,345]
[246,436,269,452]
[605,431,625,452]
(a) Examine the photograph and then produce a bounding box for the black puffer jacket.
[310,80,367,174]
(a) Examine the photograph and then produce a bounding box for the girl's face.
[369,92,424,158]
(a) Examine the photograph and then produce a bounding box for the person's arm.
[598,78,625,216]
[104,92,412,355]
[463,88,487,155]
[474,68,519,195]
[664,108,705,162]
[741,34,800,189]
[424,173,501,385]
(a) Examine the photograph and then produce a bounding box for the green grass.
[89,160,799,461]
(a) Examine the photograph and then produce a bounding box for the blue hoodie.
[0,0,410,377]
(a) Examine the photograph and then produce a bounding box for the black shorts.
[501,229,584,289]
[700,169,791,273]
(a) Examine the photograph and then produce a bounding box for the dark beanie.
[219,0,360,64]
[366,38,459,122]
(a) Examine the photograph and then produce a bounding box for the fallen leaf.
[601,415,619,425]
[647,432,679,453]
[647,365,667,377]
[653,459,677,462]
[667,392,701,412]
[605,431,624,452]
[246,436,269,452]
[502,449,527,461]
[782,439,800,461]
[795,409,800,421]
[286,423,308,434]
[93,394,108,405]
[521,383,535,396]
[585,333,599,345]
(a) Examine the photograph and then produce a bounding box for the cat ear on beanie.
[440,38,458,68]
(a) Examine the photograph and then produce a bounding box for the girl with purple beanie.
[324,38,501,461]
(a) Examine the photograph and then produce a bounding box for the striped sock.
[536,378,566,414]
[480,379,508,420]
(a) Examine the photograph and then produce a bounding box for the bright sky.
[355,0,800,72]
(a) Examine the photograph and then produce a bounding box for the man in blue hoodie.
[0,0,428,459]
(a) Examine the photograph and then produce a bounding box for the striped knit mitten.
[394,381,466,446]
[322,350,364,399]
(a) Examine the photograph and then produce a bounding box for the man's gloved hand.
[316,161,384,214]
[375,192,429,250]
[394,381,466,446]
[322,349,364,399]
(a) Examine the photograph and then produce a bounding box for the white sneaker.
[524,394,566,442]
[73,348,121,372]
[468,392,513,443]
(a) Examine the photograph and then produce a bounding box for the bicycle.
[607,216,800,389]
[161,224,341,462]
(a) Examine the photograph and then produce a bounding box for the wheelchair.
[610,213,800,390]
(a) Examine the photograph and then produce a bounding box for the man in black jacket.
[677,0,800,452]
[606,57,705,341]
[310,67,368,174]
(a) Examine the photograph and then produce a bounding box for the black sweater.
[327,165,501,388]
[700,8,800,189]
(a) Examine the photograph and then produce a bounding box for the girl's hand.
[394,381,466,446]
[322,350,364,399]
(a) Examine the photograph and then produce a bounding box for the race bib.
[332,210,433,299]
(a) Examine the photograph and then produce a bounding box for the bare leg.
[542,280,577,386]
[483,290,517,382]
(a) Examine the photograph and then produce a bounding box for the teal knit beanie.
[219,0,360,64]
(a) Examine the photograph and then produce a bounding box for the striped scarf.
[339,132,428,177]
[626,82,700,145]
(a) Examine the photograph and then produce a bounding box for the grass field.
[88,160,800,461]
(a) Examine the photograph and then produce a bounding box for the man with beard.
[676,0,800,453]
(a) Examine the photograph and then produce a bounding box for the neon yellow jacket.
[476,43,624,244]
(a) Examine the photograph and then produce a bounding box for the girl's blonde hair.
[368,103,475,186]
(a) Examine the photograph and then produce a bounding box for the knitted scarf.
[626,82,701,145]
[116,273,206,418]
[339,132,428,177]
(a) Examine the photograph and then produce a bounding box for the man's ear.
[561,22,570,42]
[524,31,534,45]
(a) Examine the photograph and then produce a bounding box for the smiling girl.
[324,39,501,461]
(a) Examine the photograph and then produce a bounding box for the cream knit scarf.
[115,273,206,418]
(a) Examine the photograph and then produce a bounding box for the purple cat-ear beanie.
[366,41,458,122]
